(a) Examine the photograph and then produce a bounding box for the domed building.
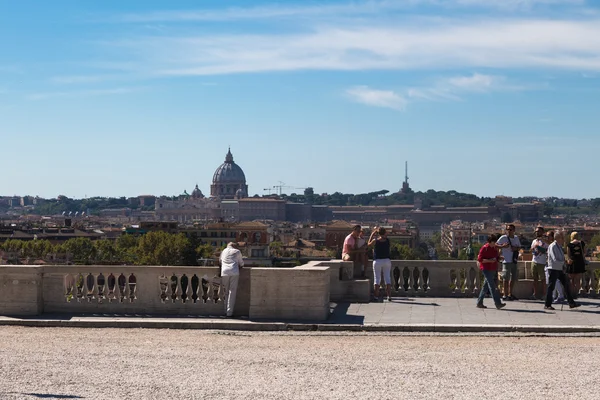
[191,184,204,199]
[211,148,248,199]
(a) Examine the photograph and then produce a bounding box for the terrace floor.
[3,296,600,333]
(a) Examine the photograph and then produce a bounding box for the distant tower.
[401,161,411,194]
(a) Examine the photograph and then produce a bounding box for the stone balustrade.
[325,260,600,301]
[0,264,330,321]
[2,260,599,321]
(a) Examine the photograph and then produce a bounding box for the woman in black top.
[566,231,586,295]
[368,227,392,302]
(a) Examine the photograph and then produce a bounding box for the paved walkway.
[2,297,600,333]
[329,296,600,331]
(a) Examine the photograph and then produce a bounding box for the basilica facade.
[155,149,249,222]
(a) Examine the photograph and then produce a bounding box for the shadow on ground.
[15,394,84,399]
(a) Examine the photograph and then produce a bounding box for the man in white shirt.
[219,242,244,317]
[544,231,580,310]
[530,226,548,300]
[496,224,521,301]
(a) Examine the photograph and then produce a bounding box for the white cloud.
[346,86,408,111]
[26,87,141,101]
[99,17,600,78]
[349,73,526,109]
[447,73,500,91]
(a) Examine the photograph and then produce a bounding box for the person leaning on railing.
[566,231,586,297]
[476,234,506,310]
[219,242,244,318]
[544,231,580,311]
[368,227,392,302]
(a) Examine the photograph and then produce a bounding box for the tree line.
[0,232,214,265]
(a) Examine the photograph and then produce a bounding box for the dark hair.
[506,224,515,230]
[378,227,386,236]
[487,234,498,243]
[352,225,361,232]
[547,231,555,239]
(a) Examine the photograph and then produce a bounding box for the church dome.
[212,148,246,183]
[191,184,204,199]
[211,148,248,199]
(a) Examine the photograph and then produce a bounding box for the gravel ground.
[1,327,599,400]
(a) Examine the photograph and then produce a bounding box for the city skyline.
[1,0,600,199]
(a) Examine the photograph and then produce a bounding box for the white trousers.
[373,259,392,286]
[221,275,239,317]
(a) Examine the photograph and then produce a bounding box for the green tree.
[115,234,139,264]
[269,241,284,257]
[137,231,191,265]
[196,243,215,259]
[1,239,24,253]
[94,239,118,264]
[62,237,96,264]
[390,243,417,260]
[458,243,482,260]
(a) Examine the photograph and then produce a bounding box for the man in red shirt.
[476,234,506,309]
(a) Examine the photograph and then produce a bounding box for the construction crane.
[271,181,307,196]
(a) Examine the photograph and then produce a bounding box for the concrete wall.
[249,264,330,321]
[0,266,43,316]
[315,260,370,303]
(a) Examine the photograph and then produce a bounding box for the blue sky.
[1,0,600,200]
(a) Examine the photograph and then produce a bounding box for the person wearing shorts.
[530,226,548,300]
[496,224,521,300]
[368,227,391,302]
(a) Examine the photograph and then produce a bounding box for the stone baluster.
[589,267,599,297]
[117,273,127,303]
[64,274,75,302]
[170,274,179,303]
[467,267,478,297]
[201,277,210,303]
[412,267,422,295]
[97,273,106,304]
[403,267,413,296]
[392,267,401,292]
[191,274,200,303]
[75,273,84,302]
[212,276,221,303]
[128,273,137,302]
[421,268,430,292]
[180,274,189,303]
[452,268,462,295]
[473,268,481,297]
[85,273,95,302]
[107,273,116,303]
[159,274,169,303]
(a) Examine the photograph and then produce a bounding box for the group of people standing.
[342,224,392,302]
[477,224,583,311]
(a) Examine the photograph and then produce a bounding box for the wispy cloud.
[447,73,500,91]
[346,86,408,111]
[348,73,528,110]
[26,87,142,101]
[114,0,585,22]
[98,17,600,78]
